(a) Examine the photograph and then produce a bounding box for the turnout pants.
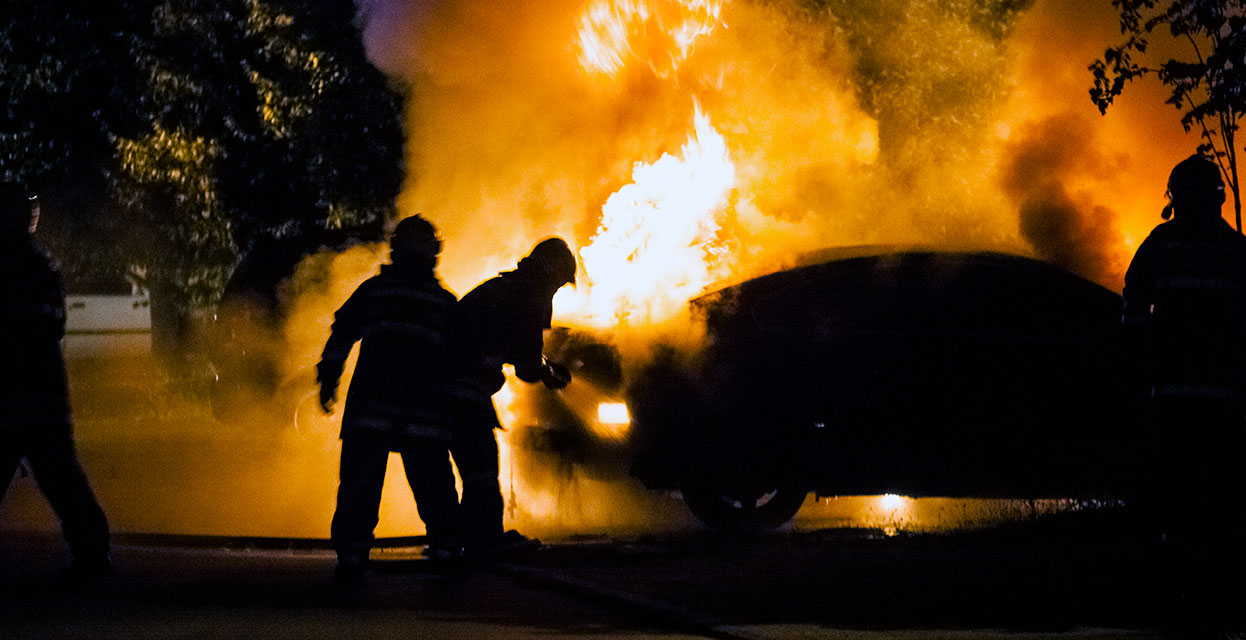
[1144,397,1246,629]
[331,435,458,560]
[1,424,110,564]
[449,403,505,548]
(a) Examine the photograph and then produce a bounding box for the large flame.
[559,1,737,329]
[577,0,724,78]
[555,103,734,328]
[338,0,1209,540]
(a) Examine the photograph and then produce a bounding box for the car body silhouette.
[524,248,1144,531]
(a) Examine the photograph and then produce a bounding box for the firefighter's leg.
[331,436,389,565]
[450,424,504,549]
[1,427,29,501]
[398,444,459,551]
[24,425,110,568]
[1,439,24,501]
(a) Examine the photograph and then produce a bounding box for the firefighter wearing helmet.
[1124,155,1246,400]
[318,214,462,584]
[445,236,577,555]
[1122,154,1246,618]
[0,183,111,581]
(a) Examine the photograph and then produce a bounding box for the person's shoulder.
[462,274,506,301]
[341,274,384,303]
[1218,221,1246,243]
[357,273,385,290]
[2,236,55,273]
[1144,219,1181,239]
[421,279,458,307]
[1220,225,1246,261]
[434,282,457,301]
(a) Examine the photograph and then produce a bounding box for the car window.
[745,255,933,336]
[740,252,1119,343]
[932,255,1120,340]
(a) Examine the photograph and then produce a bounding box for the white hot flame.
[577,0,724,77]
[555,104,735,328]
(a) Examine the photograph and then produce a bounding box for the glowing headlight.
[597,402,631,426]
[880,494,905,510]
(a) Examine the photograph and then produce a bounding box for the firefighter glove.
[319,384,336,413]
[541,361,572,390]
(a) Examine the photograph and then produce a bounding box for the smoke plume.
[1000,112,1127,287]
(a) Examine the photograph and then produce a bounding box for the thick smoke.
[354,0,1049,294]
[356,0,1199,292]
[1000,112,1127,287]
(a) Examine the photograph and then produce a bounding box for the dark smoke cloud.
[1000,112,1127,288]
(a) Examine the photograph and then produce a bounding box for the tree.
[1090,0,1245,231]
[1,0,406,359]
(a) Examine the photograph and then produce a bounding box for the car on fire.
[522,247,1146,531]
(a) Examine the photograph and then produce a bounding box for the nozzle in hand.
[541,361,572,390]
[319,386,336,414]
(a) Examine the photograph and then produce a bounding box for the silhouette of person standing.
[1122,154,1246,626]
[317,215,461,585]
[0,184,111,580]
[446,238,575,555]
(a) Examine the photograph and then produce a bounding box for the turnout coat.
[444,268,555,421]
[0,232,71,430]
[1123,216,1246,402]
[318,261,459,446]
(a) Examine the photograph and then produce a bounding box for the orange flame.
[554,103,734,328]
[577,0,724,78]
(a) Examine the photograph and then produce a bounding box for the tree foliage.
[1090,0,1245,231]
[1,0,405,347]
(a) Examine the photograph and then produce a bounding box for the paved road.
[2,532,714,640]
[0,512,1201,640]
[0,357,1233,638]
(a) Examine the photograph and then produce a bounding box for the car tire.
[680,477,808,533]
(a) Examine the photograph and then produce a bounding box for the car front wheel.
[680,476,808,533]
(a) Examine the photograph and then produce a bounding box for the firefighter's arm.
[511,305,570,389]
[513,358,545,383]
[514,357,572,389]
[5,264,66,342]
[541,359,572,389]
[317,284,369,412]
[1121,251,1155,337]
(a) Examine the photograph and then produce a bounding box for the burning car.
[524,248,1145,531]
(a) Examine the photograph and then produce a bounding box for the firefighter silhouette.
[446,237,575,554]
[317,215,461,584]
[1122,153,1246,625]
[0,183,111,581]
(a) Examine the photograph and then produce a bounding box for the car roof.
[692,247,1117,310]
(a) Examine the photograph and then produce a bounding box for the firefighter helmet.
[1163,154,1225,219]
[390,215,441,259]
[524,237,577,286]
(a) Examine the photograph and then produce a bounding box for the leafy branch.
[1089,0,1243,231]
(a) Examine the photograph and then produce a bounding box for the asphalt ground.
[3,356,1241,638]
[1,509,1231,640]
